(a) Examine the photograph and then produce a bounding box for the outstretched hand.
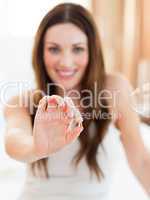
[33,95,83,158]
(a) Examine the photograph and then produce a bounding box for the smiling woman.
[2,2,150,200]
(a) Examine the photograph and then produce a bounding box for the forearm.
[139,158,150,196]
[119,125,150,196]
[4,128,40,163]
[128,151,150,197]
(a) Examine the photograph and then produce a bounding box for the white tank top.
[18,123,122,200]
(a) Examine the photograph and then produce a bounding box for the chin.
[54,77,79,88]
[62,83,77,91]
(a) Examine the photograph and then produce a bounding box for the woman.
[3,3,150,199]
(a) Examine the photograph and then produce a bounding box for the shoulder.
[104,72,132,92]
[104,72,134,103]
[104,73,135,125]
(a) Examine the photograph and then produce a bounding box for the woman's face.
[43,23,89,91]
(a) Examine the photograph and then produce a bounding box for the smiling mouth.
[56,69,77,78]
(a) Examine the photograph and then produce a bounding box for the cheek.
[44,52,59,70]
[76,54,89,69]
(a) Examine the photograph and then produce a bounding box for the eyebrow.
[45,42,87,46]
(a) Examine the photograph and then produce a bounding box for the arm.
[3,95,39,163]
[110,75,150,196]
[3,94,83,163]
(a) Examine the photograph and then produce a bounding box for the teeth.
[56,70,76,76]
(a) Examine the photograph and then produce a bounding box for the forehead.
[44,23,88,45]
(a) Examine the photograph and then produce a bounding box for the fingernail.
[48,98,57,105]
[62,103,68,112]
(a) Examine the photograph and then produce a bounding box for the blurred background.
[0,0,150,199]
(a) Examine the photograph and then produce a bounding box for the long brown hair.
[30,3,111,181]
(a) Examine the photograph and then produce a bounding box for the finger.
[63,97,75,118]
[66,125,84,143]
[64,96,83,122]
[47,96,58,111]
[47,95,65,112]
[35,96,48,121]
[67,118,83,132]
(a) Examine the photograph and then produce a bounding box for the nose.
[59,51,73,68]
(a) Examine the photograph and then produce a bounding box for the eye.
[48,47,60,54]
[73,47,85,53]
